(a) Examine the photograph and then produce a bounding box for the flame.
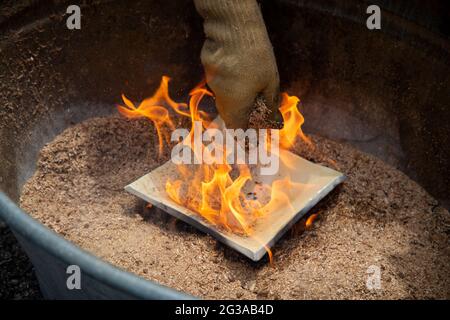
[305,213,319,229]
[117,76,188,155]
[119,75,312,258]
[264,244,273,265]
[279,93,311,149]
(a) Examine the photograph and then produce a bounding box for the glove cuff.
[194,0,271,50]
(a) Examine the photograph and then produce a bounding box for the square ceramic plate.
[125,148,344,261]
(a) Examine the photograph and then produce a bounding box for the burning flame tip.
[305,213,319,229]
[264,245,274,265]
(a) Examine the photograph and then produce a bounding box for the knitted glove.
[194,0,282,129]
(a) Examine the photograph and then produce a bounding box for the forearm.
[194,0,270,49]
[194,0,281,129]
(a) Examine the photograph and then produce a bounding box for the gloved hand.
[194,0,282,129]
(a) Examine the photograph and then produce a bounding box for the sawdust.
[20,116,450,299]
[248,96,283,129]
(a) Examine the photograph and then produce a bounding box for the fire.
[279,93,311,148]
[305,213,319,229]
[119,75,312,258]
[118,76,188,155]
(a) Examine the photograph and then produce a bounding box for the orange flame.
[117,76,188,155]
[279,93,311,149]
[119,75,312,257]
[305,213,319,229]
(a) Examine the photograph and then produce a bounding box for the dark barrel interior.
[1,0,449,209]
[0,0,449,300]
[0,0,449,225]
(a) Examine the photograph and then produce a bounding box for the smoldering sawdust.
[20,116,450,299]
